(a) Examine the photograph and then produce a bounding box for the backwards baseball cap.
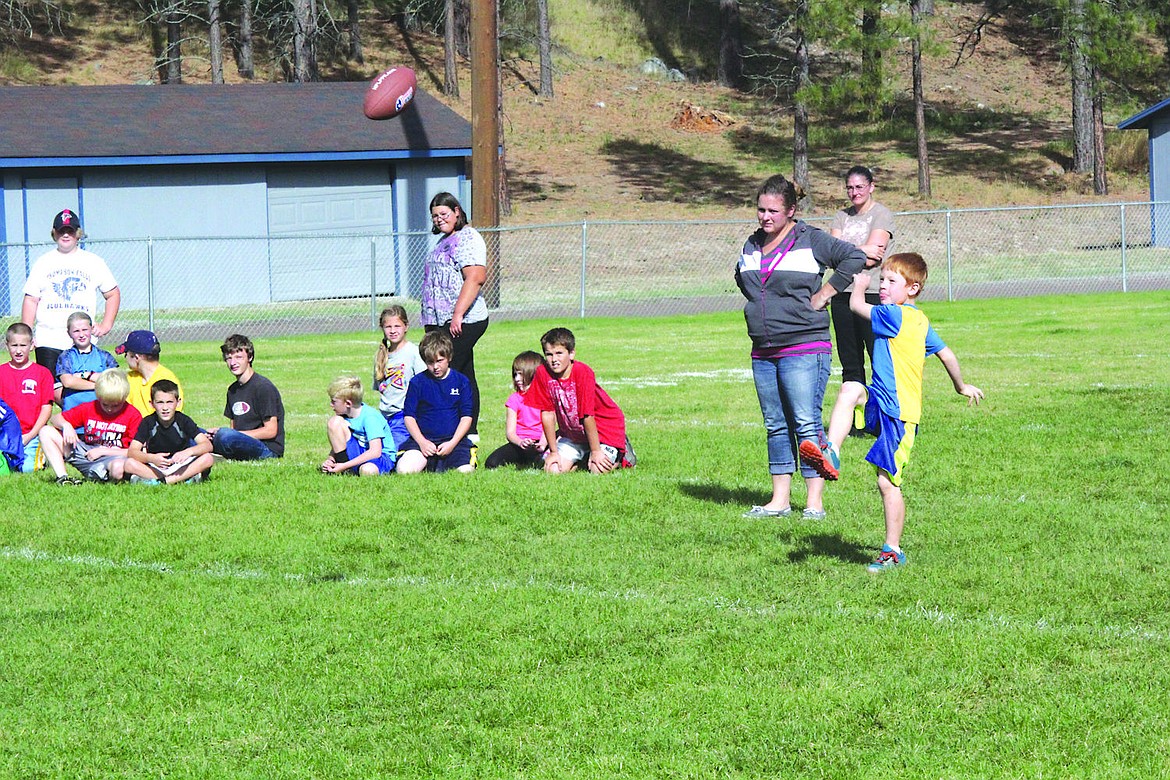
[116,330,161,356]
[53,209,81,231]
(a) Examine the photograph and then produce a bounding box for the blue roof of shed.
[1119,96,1170,130]
[0,81,472,168]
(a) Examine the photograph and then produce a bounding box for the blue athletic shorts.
[344,437,396,475]
[399,436,476,472]
[858,390,917,487]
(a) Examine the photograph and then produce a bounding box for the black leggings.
[426,318,488,433]
[483,442,545,470]
[830,292,879,385]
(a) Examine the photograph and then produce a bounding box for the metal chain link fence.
[4,201,1168,343]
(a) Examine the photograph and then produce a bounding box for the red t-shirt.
[524,361,625,449]
[61,400,142,448]
[0,362,54,434]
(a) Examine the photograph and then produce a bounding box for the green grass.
[3,292,1170,777]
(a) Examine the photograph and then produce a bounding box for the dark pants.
[35,346,62,377]
[830,292,879,385]
[426,318,488,434]
[484,442,545,470]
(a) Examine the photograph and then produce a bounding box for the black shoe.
[55,475,83,485]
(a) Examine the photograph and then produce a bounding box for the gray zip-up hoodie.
[735,221,868,351]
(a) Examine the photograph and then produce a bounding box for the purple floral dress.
[420,226,488,327]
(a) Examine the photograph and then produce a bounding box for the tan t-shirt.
[830,201,895,293]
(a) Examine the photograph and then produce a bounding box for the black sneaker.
[622,435,637,468]
[54,475,83,486]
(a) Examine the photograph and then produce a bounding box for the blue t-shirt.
[403,369,473,442]
[56,346,118,410]
[345,404,393,450]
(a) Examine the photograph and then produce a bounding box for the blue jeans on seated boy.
[751,352,830,477]
[212,428,277,460]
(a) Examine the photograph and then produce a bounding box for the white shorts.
[555,437,620,468]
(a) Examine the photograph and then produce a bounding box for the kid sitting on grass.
[321,375,396,476]
[396,331,475,474]
[373,305,426,451]
[484,350,547,469]
[124,379,215,485]
[41,368,142,484]
[0,322,54,472]
[524,327,631,475]
[57,312,118,411]
[117,330,184,417]
[798,253,983,572]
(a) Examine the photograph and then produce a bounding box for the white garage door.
[267,166,393,301]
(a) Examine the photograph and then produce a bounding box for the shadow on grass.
[600,138,753,207]
[677,480,764,507]
[787,533,873,565]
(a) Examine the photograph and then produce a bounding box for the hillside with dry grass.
[0,0,1157,223]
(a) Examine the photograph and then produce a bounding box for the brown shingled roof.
[0,81,470,163]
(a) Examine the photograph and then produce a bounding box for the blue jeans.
[751,352,830,477]
[213,428,276,460]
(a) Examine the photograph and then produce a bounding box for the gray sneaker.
[743,505,792,519]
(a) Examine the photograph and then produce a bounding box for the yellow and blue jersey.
[868,303,945,425]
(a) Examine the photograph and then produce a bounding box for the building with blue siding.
[0,81,472,314]
[1119,96,1170,247]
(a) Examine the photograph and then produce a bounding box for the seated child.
[798,253,983,572]
[524,327,630,475]
[321,375,396,477]
[0,322,54,471]
[56,311,118,411]
[208,334,285,461]
[116,330,184,417]
[484,351,547,469]
[40,368,142,484]
[374,305,426,451]
[396,331,475,474]
[124,379,215,485]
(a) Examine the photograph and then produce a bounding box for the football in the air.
[363,67,417,120]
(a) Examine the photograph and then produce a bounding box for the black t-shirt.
[133,411,204,455]
[223,372,286,457]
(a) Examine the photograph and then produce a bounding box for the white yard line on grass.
[2,545,1166,643]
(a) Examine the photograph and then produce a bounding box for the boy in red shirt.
[524,327,631,474]
[41,368,141,484]
[0,322,54,472]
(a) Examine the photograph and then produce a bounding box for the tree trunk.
[347,0,363,63]
[1092,66,1107,195]
[292,0,319,82]
[717,0,742,89]
[860,0,881,107]
[793,21,811,211]
[444,0,459,96]
[537,0,553,98]
[208,0,224,84]
[911,0,931,198]
[1070,0,1093,173]
[165,6,182,83]
[235,0,254,79]
[455,0,470,58]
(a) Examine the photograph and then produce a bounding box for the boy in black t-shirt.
[124,379,215,485]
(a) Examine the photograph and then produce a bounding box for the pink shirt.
[506,391,543,440]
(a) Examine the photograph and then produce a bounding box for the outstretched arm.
[849,272,874,320]
[935,347,983,405]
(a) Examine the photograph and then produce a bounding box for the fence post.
[1120,203,1128,293]
[147,237,155,332]
[580,220,588,319]
[945,210,954,302]
[369,237,378,328]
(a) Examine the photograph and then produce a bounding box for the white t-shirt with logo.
[22,247,118,350]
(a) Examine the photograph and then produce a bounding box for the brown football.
[363,67,417,120]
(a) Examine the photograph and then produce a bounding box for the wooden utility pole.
[470,0,500,305]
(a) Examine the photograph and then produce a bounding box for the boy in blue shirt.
[396,331,476,474]
[56,312,118,410]
[800,253,983,572]
[320,375,396,476]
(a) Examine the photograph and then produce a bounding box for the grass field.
[3,292,1170,777]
